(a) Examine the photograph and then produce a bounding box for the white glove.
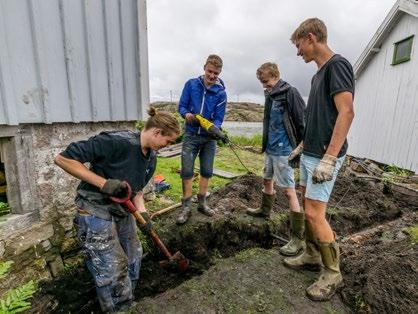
[312,154,337,184]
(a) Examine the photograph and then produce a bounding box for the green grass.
[229,134,262,147]
[384,164,412,177]
[404,225,418,244]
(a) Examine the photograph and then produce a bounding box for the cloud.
[148,0,396,104]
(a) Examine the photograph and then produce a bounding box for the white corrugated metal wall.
[0,0,149,125]
[348,13,418,172]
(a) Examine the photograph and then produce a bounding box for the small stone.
[41,240,52,251]
[48,255,65,277]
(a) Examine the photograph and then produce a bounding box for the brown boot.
[246,192,275,218]
[279,211,305,256]
[306,241,343,301]
[176,197,192,225]
[283,222,322,271]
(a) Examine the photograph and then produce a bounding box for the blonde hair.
[256,62,280,80]
[205,54,223,69]
[291,18,327,43]
[144,107,180,136]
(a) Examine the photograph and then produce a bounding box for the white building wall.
[0,0,149,125]
[348,13,418,172]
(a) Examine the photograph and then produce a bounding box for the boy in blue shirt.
[177,55,227,224]
[247,62,306,257]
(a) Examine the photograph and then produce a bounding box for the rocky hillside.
[151,101,264,122]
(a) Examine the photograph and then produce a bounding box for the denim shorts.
[263,153,295,188]
[181,132,217,179]
[300,154,345,203]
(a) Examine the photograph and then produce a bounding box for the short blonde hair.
[205,54,223,69]
[256,62,280,80]
[291,18,327,43]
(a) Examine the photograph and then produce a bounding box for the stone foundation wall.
[0,121,148,295]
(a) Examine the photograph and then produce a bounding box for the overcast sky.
[147,0,396,104]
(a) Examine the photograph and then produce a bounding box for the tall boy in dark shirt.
[284,18,355,301]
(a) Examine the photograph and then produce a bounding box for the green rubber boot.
[279,211,305,256]
[306,241,343,301]
[246,192,275,218]
[283,222,322,271]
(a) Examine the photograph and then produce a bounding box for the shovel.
[110,183,189,272]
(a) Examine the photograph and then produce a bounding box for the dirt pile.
[29,173,417,313]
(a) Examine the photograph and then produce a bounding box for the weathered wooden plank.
[157,143,183,157]
[212,168,240,179]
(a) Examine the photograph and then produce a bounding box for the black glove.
[288,154,300,169]
[190,115,200,127]
[100,179,128,198]
[138,212,153,234]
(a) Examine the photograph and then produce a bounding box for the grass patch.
[229,134,262,147]
[404,225,418,244]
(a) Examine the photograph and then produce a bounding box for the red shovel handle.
[110,182,173,259]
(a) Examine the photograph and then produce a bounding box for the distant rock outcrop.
[151,101,264,122]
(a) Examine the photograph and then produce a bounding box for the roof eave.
[354,0,418,79]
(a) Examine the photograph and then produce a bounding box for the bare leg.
[263,178,274,194]
[198,176,209,196]
[182,178,193,199]
[304,198,334,242]
[283,188,300,212]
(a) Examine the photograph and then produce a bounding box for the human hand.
[100,179,129,198]
[312,154,337,184]
[185,113,195,124]
[288,142,303,168]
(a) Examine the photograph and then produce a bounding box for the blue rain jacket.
[178,76,227,135]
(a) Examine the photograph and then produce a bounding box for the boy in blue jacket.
[177,54,227,224]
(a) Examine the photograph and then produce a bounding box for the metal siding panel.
[2,0,43,123]
[32,0,72,123]
[137,0,149,121]
[104,0,125,121]
[0,0,145,125]
[121,0,140,120]
[84,0,111,122]
[0,1,19,125]
[61,0,93,122]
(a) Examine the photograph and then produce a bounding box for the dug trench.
[29,172,417,313]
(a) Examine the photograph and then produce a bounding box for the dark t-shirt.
[61,130,157,220]
[303,54,354,158]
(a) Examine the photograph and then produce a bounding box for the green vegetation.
[229,134,262,147]
[384,164,412,177]
[0,281,37,314]
[404,225,418,244]
[0,202,10,217]
[0,261,13,279]
[0,261,37,314]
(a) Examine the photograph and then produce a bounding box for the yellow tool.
[194,114,229,144]
[193,114,253,173]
